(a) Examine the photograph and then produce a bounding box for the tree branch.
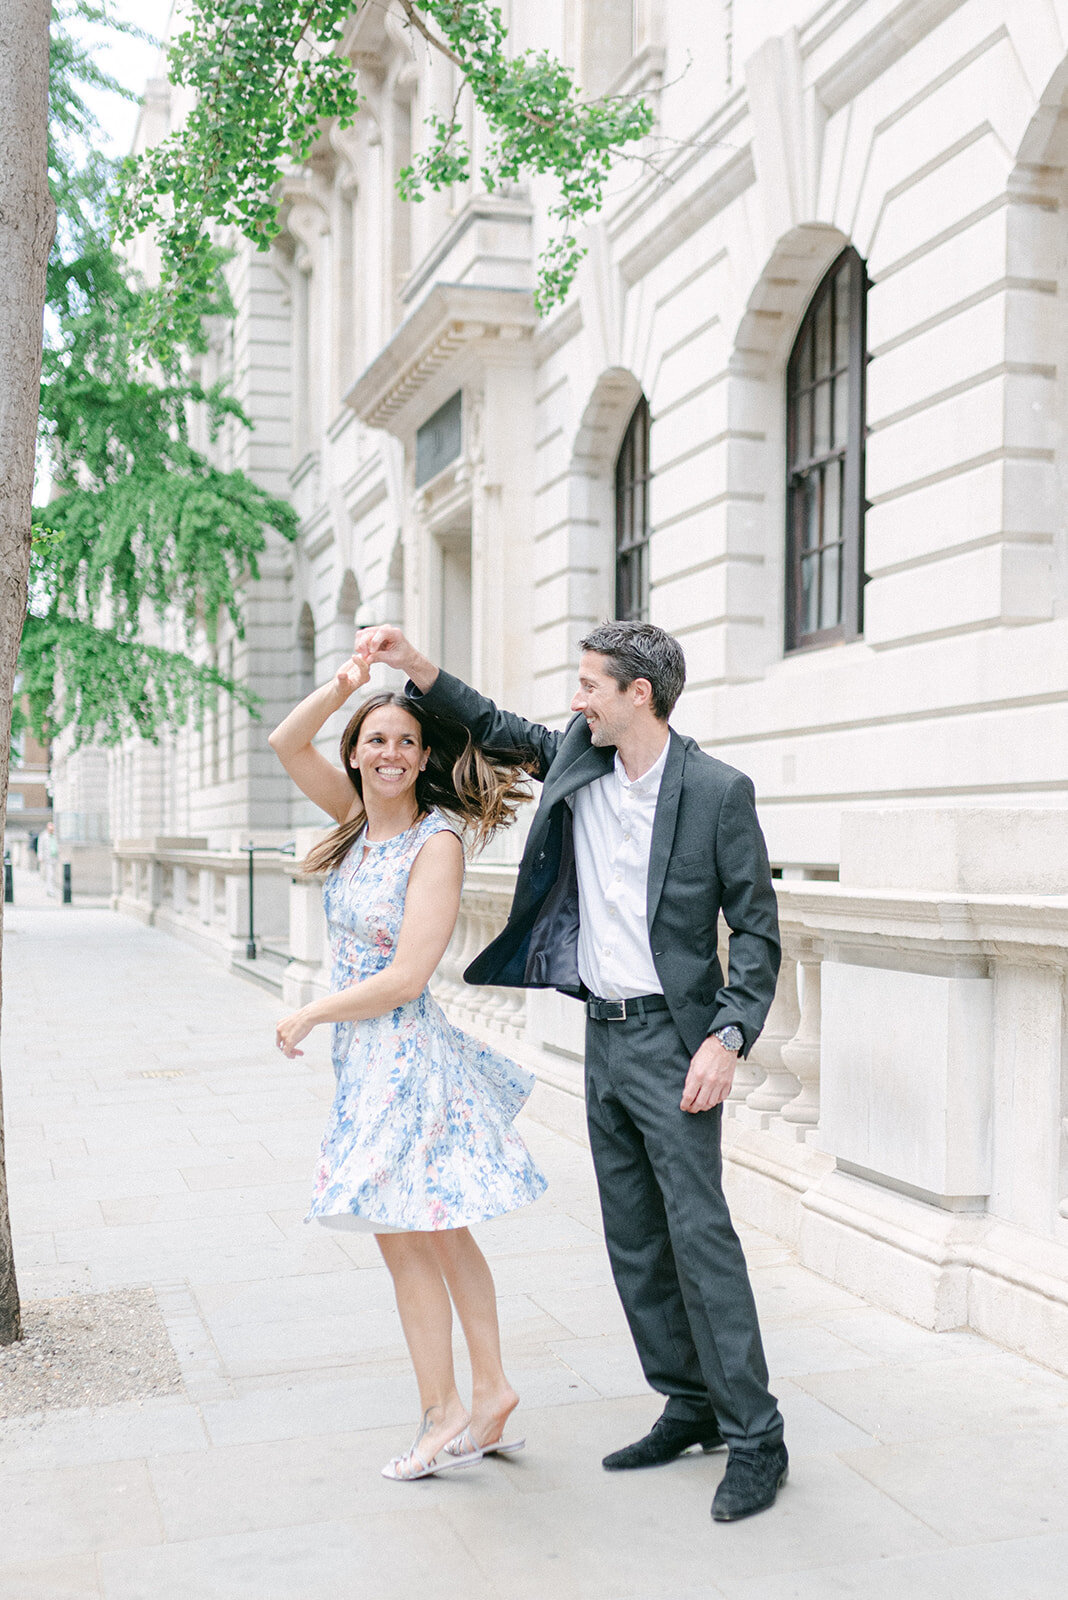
[396,0,555,128]
[396,0,464,70]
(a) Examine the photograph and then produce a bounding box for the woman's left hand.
[276,1009,315,1058]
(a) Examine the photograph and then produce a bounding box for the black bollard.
[246,845,256,959]
[62,862,72,904]
[3,853,12,905]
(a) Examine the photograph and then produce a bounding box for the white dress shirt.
[573,738,670,1000]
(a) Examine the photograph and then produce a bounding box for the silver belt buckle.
[605,998,627,1022]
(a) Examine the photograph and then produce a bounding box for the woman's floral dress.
[308,809,547,1232]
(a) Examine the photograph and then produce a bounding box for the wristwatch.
[711,1024,744,1053]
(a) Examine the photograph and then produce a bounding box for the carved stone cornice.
[344,283,536,437]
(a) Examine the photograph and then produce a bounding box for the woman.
[268,652,547,1482]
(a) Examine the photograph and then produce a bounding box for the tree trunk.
[0,0,56,1345]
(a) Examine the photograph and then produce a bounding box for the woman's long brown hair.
[301,692,536,875]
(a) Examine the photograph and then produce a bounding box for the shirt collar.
[614,736,670,798]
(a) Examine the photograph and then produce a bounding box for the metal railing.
[244,841,295,959]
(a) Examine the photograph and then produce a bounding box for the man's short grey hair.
[578,621,686,721]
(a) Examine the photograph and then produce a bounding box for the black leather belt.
[586,993,669,1022]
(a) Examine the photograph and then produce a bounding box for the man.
[355,620,787,1521]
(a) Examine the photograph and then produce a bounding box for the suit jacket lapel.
[646,730,685,931]
[543,742,614,804]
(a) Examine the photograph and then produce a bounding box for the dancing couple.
[269,619,788,1522]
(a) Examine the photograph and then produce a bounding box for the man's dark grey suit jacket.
[409,670,781,1060]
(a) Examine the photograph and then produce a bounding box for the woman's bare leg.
[376,1232,469,1467]
[431,1227,519,1447]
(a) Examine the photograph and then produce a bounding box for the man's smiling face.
[571,651,641,748]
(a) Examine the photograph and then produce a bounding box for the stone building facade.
[57,0,1068,1370]
[4,726,51,865]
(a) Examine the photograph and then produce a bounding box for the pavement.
[0,869,1066,1599]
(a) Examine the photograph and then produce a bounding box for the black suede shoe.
[602,1412,725,1471]
[711,1441,789,1521]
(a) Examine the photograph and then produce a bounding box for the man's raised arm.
[354,626,563,782]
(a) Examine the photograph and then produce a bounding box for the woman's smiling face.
[351,704,427,801]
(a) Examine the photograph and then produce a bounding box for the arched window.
[785,247,867,651]
[615,395,651,623]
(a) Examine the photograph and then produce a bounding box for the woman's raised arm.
[268,656,369,822]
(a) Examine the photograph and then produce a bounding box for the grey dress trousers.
[586,1006,782,1444]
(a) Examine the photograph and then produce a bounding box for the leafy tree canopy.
[19,1,298,750]
[116,0,654,358]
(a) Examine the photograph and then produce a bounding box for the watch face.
[716,1026,744,1051]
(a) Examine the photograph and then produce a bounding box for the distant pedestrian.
[269,652,546,1481]
[40,822,58,897]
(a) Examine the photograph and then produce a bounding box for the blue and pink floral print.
[307,809,547,1232]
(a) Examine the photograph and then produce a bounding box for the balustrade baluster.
[496,982,527,1041]
[746,947,802,1112]
[781,948,822,1128]
[432,908,465,1008]
[479,910,516,1032]
[447,902,482,1027]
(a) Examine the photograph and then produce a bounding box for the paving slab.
[0,1555,103,1600]
[97,1515,498,1600]
[0,1457,164,1562]
[839,1423,1068,1543]
[725,1532,1068,1600]
[2,888,1067,1598]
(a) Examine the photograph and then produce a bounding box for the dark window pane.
[801,552,819,635]
[833,372,849,449]
[803,473,819,550]
[797,388,812,463]
[415,391,462,487]
[814,380,831,456]
[617,547,645,622]
[815,291,832,377]
[834,262,851,369]
[824,456,841,546]
[820,540,841,631]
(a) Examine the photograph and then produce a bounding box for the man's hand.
[680,1035,738,1113]
[353,625,438,692]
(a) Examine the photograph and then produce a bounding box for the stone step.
[229,947,291,995]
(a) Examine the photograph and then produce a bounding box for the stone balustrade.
[432,865,527,1040]
[720,812,1068,1378]
[112,836,292,971]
